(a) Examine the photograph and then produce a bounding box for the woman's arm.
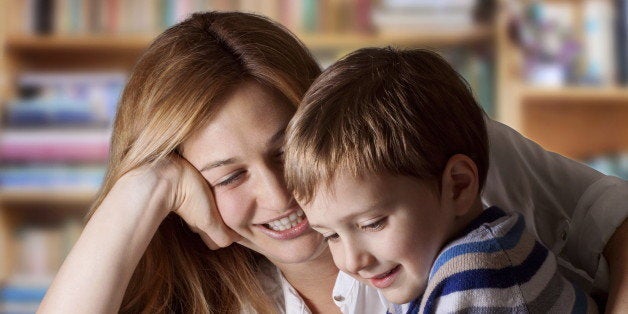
[604,219,628,313]
[482,117,628,302]
[38,157,238,313]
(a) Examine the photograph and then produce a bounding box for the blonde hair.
[285,48,488,204]
[88,12,320,313]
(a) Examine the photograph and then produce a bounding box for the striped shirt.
[402,206,598,314]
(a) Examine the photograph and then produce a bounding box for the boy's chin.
[381,285,425,305]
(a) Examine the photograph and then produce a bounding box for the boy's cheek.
[328,245,347,271]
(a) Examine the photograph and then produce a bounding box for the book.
[581,0,616,85]
[0,164,106,191]
[371,0,477,34]
[7,72,126,127]
[617,0,628,84]
[0,129,111,162]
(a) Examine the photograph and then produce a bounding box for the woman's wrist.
[113,160,183,220]
[39,163,180,313]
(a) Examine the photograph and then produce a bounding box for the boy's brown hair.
[285,47,488,204]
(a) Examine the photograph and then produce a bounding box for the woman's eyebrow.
[200,128,286,172]
[200,158,237,172]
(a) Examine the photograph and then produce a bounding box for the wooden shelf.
[0,189,98,205]
[520,86,628,102]
[5,26,494,53]
[298,26,494,49]
[5,35,155,52]
[520,90,628,159]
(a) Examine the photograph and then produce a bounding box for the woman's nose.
[255,163,293,212]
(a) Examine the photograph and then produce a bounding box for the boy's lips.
[368,265,401,289]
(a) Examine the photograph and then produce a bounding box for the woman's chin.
[241,230,328,265]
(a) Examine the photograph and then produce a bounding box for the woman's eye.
[323,233,340,243]
[215,170,246,187]
[361,218,387,231]
[275,150,285,161]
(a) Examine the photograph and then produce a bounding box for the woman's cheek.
[214,190,254,229]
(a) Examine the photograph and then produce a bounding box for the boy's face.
[302,171,457,304]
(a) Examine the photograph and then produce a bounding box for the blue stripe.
[406,298,420,314]
[430,213,526,277]
[458,207,506,235]
[571,281,588,314]
[423,240,549,313]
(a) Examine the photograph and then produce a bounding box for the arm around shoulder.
[603,218,628,313]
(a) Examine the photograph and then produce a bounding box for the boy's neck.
[450,198,485,241]
[275,247,341,313]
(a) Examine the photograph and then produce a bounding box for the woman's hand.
[603,218,628,313]
[166,155,242,249]
[39,156,240,313]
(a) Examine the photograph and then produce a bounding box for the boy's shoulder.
[416,206,597,313]
[428,207,525,280]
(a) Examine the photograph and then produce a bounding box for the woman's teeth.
[264,209,305,231]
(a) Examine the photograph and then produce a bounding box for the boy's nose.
[342,240,374,274]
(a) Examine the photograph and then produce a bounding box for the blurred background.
[0,0,626,312]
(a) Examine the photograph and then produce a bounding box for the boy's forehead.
[304,172,393,220]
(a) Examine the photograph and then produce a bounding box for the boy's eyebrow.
[268,128,286,146]
[309,201,390,229]
[199,128,286,172]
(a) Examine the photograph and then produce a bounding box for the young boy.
[284,48,597,313]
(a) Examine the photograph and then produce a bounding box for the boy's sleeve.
[481,117,628,292]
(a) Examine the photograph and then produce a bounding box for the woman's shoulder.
[255,257,286,311]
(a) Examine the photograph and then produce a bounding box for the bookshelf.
[496,0,628,161]
[1,0,625,311]
[4,26,494,50]
[0,3,496,310]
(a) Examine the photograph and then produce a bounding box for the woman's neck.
[275,247,340,313]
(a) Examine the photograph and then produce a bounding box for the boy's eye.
[323,233,340,243]
[215,170,246,187]
[361,218,387,231]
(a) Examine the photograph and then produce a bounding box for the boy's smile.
[301,171,459,304]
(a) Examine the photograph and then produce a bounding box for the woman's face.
[181,81,327,265]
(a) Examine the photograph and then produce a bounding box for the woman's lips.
[255,215,312,240]
[369,265,401,289]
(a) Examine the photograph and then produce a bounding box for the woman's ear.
[440,154,480,216]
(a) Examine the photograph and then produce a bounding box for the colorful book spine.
[0,129,111,162]
[617,0,628,84]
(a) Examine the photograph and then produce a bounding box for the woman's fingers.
[170,155,242,250]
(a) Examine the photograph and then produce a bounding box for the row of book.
[0,219,82,313]
[444,49,494,117]
[516,0,628,86]
[2,72,116,192]
[0,129,107,190]
[0,165,106,191]
[6,72,125,128]
[585,152,628,180]
[11,0,375,36]
[371,0,486,34]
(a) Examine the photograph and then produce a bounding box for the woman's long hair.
[87,12,321,313]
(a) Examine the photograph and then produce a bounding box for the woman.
[39,12,627,313]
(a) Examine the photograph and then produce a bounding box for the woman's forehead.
[181,82,293,160]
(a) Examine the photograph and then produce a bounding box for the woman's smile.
[255,209,311,240]
[181,81,326,264]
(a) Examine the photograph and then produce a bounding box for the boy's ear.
[440,154,479,216]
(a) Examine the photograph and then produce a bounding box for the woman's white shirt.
[482,117,627,292]
[263,117,627,313]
